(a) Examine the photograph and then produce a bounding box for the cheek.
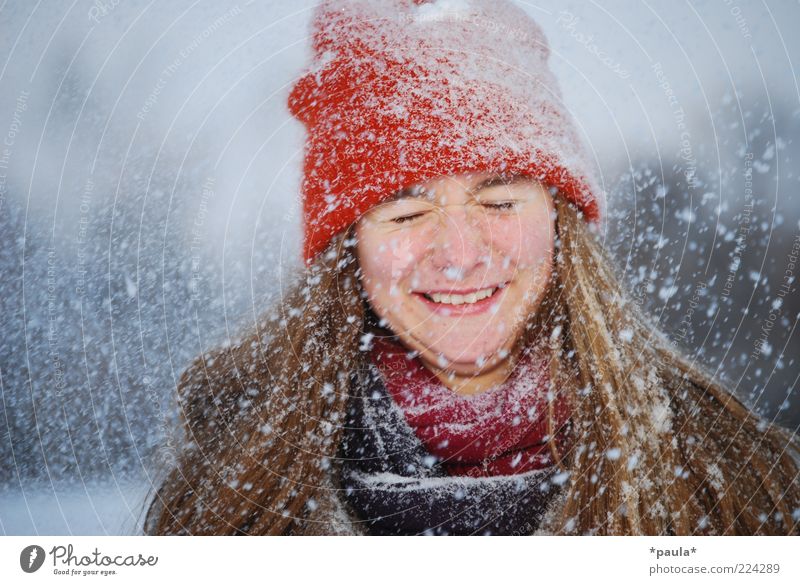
[357,231,429,296]
[490,215,554,269]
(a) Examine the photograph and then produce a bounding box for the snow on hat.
[288,0,605,265]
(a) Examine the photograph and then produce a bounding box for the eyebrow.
[384,173,530,203]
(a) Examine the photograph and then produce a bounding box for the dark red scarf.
[369,336,572,478]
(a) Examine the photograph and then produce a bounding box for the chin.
[424,339,510,368]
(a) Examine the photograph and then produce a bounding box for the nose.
[428,206,488,278]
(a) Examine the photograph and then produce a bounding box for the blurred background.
[1,0,799,534]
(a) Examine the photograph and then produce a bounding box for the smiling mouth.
[420,283,507,306]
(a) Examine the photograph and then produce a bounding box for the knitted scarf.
[370,336,572,476]
[338,337,573,535]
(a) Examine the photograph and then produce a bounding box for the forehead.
[381,172,530,204]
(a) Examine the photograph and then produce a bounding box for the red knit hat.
[288,0,605,265]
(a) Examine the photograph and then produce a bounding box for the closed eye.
[482,201,517,210]
[392,212,427,224]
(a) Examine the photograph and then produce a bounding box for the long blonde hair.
[143,195,800,535]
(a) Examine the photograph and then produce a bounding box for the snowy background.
[1,0,800,534]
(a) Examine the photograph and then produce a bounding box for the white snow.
[414,0,474,21]
[0,482,151,535]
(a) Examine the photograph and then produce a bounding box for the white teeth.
[427,287,497,305]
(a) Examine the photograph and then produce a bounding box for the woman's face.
[355,172,556,377]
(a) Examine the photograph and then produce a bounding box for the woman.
[143,0,800,535]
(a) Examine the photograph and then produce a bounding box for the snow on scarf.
[338,338,572,535]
